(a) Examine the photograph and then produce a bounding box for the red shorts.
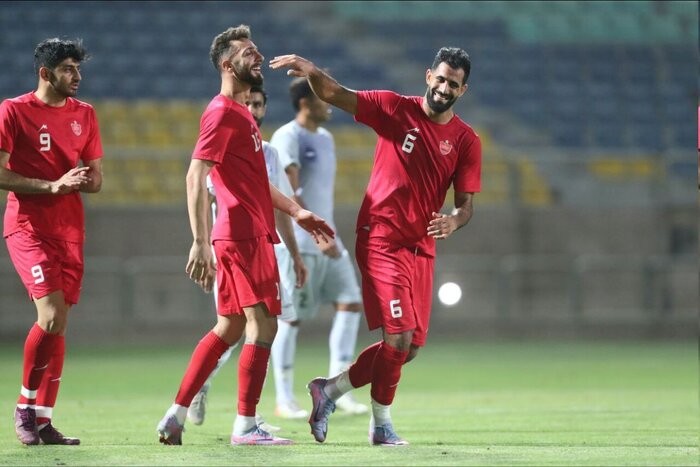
[5,227,84,305]
[355,229,434,347]
[213,236,281,316]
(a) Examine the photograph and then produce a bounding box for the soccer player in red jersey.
[156,25,334,447]
[0,38,103,446]
[271,47,481,446]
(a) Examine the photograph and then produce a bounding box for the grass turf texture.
[0,339,696,466]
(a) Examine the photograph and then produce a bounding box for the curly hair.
[34,38,89,74]
[432,47,471,84]
[209,24,251,71]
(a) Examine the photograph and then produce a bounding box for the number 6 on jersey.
[389,299,403,318]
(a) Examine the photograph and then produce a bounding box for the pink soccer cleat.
[307,377,336,443]
[230,426,293,445]
[14,407,40,445]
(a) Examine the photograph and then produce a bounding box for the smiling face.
[42,57,82,98]
[424,62,468,114]
[227,38,264,86]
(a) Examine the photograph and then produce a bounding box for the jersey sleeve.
[192,107,236,164]
[453,133,482,193]
[81,106,103,162]
[0,100,17,154]
[270,126,300,170]
[354,90,403,132]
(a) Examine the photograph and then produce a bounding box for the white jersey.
[270,120,342,255]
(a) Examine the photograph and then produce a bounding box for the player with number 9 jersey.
[1,38,103,447]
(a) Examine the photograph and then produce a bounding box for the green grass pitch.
[0,338,696,466]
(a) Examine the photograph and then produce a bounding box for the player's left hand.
[427,211,459,240]
[293,209,335,244]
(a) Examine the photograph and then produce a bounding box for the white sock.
[233,415,257,436]
[371,399,392,426]
[166,403,188,426]
[328,311,361,377]
[271,320,298,405]
[324,370,353,401]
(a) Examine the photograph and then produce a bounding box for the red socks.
[237,344,271,416]
[17,323,57,407]
[347,341,409,405]
[36,335,65,425]
[370,342,408,406]
[175,331,230,407]
[348,341,382,388]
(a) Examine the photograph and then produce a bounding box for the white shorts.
[274,243,297,322]
[292,249,362,321]
[212,243,296,321]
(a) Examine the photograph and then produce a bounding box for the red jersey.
[0,92,102,242]
[354,90,482,257]
[192,94,279,243]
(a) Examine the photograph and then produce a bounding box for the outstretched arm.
[269,181,335,244]
[427,192,474,240]
[0,150,90,194]
[269,55,358,115]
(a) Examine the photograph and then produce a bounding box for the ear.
[39,66,52,82]
[457,83,468,97]
[425,68,432,85]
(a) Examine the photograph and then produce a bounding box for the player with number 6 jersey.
[0,38,103,446]
[270,46,481,446]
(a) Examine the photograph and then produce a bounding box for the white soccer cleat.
[187,389,207,425]
[335,392,369,415]
[275,400,309,419]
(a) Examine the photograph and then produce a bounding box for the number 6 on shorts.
[389,299,402,318]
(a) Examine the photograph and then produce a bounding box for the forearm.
[0,166,53,194]
[270,182,302,218]
[274,208,301,257]
[186,173,210,244]
[452,194,474,230]
[306,68,358,115]
[79,173,102,193]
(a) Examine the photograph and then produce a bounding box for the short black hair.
[289,77,314,111]
[250,85,267,105]
[431,47,471,84]
[34,38,88,74]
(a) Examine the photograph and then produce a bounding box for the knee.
[247,315,278,344]
[383,330,413,353]
[404,345,420,364]
[36,306,68,335]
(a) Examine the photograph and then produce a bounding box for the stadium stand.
[0,1,694,207]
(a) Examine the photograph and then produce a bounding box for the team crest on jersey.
[70,120,82,136]
[439,139,452,155]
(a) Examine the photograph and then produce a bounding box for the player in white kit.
[187,85,307,431]
[269,78,367,418]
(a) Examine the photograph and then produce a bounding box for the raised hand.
[293,208,335,244]
[49,166,90,194]
[269,54,316,78]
